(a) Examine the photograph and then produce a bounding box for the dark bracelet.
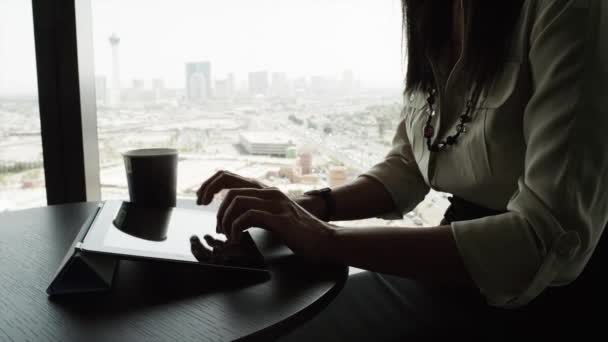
[303,187,334,222]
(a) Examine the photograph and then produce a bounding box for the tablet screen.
[80,201,266,271]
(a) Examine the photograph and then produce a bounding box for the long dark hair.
[403,0,524,95]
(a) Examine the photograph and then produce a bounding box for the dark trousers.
[279,197,608,341]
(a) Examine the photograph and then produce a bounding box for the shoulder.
[529,0,601,34]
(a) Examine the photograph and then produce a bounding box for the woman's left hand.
[190,187,336,262]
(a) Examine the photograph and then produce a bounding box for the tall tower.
[109,33,121,107]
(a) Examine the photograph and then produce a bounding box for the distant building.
[248,71,269,96]
[132,79,144,89]
[286,146,297,159]
[239,132,294,157]
[152,79,164,90]
[227,73,236,96]
[186,62,212,101]
[120,78,155,104]
[329,166,349,187]
[152,78,164,102]
[298,151,313,175]
[214,73,236,99]
[95,76,107,104]
[214,79,229,99]
[271,72,289,97]
[189,73,209,101]
[311,76,327,95]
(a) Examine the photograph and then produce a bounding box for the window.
[90,0,449,226]
[0,0,46,211]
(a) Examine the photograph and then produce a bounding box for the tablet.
[78,201,268,274]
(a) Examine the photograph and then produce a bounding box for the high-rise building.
[189,73,209,101]
[95,76,107,104]
[271,72,289,97]
[248,71,269,96]
[293,77,309,96]
[227,73,236,95]
[185,61,212,101]
[214,73,235,99]
[109,33,121,107]
[152,78,164,102]
[132,79,144,89]
[214,79,229,99]
[298,151,313,175]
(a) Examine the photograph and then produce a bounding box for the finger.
[229,209,285,243]
[204,234,225,248]
[217,188,284,233]
[196,171,224,205]
[200,171,263,205]
[190,235,213,262]
[221,196,283,239]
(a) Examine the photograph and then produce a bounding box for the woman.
[192,0,608,339]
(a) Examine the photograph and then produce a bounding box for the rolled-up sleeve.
[452,0,608,307]
[360,106,430,219]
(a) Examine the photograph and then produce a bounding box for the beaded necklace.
[423,89,481,152]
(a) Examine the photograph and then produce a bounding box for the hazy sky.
[0,0,405,95]
[0,0,38,96]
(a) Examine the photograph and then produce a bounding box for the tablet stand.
[47,203,118,295]
[47,250,118,295]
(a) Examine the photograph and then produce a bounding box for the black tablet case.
[46,202,271,296]
[47,204,118,296]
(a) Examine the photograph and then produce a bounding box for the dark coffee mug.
[123,148,178,208]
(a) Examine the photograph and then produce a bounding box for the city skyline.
[99,32,393,101]
[0,0,405,96]
[91,0,404,90]
[95,48,375,104]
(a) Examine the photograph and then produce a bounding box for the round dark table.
[0,202,347,341]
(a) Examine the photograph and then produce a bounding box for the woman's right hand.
[196,170,268,205]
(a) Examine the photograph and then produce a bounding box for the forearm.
[296,176,398,221]
[323,224,475,287]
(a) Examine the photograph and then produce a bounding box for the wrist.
[302,187,334,222]
[295,195,328,221]
[318,222,338,262]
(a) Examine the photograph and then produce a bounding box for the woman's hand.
[193,171,336,262]
[196,170,268,205]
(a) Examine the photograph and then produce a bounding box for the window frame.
[32,0,100,205]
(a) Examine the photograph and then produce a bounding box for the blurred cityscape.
[0,35,450,227]
[1,0,451,228]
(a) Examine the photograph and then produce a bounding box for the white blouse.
[361,0,608,308]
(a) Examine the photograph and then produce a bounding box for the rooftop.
[239,132,295,145]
